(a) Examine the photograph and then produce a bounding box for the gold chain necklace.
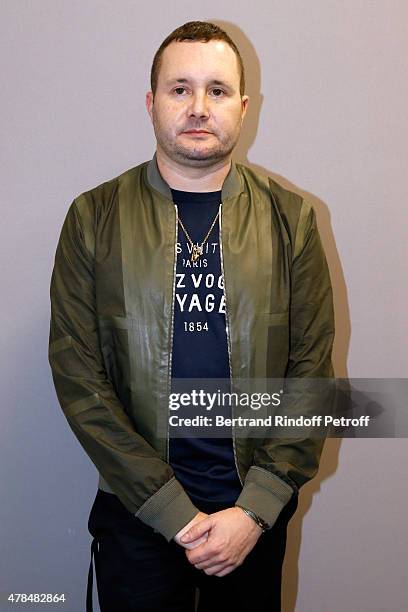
[178,210,220,262]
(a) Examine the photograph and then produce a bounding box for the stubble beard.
[152,112,241,168]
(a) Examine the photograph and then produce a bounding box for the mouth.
[182,129,212,136]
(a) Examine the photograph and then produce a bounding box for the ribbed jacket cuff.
[235,466,294,528]
[135,476,200,542]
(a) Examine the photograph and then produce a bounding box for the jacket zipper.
[219,201,243,486]
[167,203,179,463]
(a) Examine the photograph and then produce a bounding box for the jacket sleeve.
[235,200,335,527]
[48,198,199,541]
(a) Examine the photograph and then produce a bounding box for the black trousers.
[87,489,298,612]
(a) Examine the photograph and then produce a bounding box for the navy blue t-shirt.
[169,188,242,506]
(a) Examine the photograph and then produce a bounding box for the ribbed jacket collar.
[146,152,243,201]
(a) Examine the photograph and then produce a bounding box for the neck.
[155,147,231,192]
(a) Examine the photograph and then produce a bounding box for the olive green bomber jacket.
[48,155,335,542]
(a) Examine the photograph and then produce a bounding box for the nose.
[188,90,210,120]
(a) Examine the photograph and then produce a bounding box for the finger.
[186,544,214,565]
[194,555,224,570]
[205,563,235,576]
[187,538,226,565]
[180,534,208,550]
[180,518,212,543]
[203,563,226,575]
[214,565,235,577]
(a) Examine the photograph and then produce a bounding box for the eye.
[210,88,225,97]
[173,87,187,95]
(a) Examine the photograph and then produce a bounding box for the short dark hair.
[150,21,245,96]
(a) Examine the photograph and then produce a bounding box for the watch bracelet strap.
[235,504,270,532]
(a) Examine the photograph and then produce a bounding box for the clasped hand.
[173,508,263,577]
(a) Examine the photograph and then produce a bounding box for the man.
[49,20,334,612]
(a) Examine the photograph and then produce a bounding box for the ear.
[146,91,154,122]
[241,95,249,122]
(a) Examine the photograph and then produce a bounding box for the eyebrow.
[166,77,233,88]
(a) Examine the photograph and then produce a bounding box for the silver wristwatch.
[236,505,270,532]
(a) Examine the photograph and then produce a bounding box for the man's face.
[146,40,249,168]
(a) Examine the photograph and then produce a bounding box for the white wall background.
[1,1,407,611]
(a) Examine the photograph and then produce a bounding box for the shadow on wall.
[210,18,350,612]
